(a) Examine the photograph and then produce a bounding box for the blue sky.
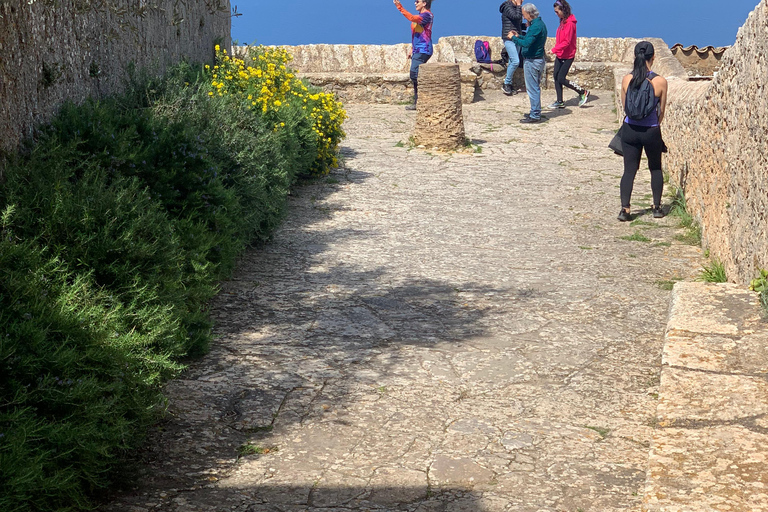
[231,0,760,48]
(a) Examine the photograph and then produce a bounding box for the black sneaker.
[520,114,547,124]
[405,103,416,111]
[502,83,515,96]
[617,209,632,222]
[652,206,665,218]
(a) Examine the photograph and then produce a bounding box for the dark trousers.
[553,57,584,103]
[620,123,664,209]
[410,52,431,103]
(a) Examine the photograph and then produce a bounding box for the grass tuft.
[697,259,728,283]
[620,231,651,242]
[668,189,702,246]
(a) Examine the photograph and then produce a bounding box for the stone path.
[102,90,704,512]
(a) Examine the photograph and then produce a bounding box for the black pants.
[620,123,664,209]
[410,53,431,103]
[553,57,584,103]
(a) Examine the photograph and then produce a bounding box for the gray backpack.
[625,72,658,120]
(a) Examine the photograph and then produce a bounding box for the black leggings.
[553,57,585,103]
[620,123,664,209]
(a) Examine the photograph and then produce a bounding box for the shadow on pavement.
[99,143,515,512]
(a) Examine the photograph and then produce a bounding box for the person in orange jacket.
[548,0,589,109]
[394,0,434,110]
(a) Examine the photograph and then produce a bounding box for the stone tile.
[667,282,762,336]
[644,425,768,512]
[656,367,768,424]
[429,455,496,489]
[663,332,768,374]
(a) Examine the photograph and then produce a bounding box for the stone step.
[643,282,768,511]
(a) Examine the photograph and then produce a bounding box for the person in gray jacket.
[510,3,548,123]
[499,0,525,95]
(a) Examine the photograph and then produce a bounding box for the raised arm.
[394,0,425,23]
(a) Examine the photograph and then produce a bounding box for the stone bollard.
[413,63,466,150]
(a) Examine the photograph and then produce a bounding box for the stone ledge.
[643,282,768,512]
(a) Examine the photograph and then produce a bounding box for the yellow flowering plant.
[205,44,346,176]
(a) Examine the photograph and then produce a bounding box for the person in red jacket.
[548,0,589,109]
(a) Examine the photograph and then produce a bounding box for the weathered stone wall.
[241,36,640,105]
[662,0,768,284]
[0,0,231,153]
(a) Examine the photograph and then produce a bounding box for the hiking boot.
[405,103,416,111]
[652,205,665,218]
[578,90,590,107]
[547,101,565,109]
[617,208,632,222]
[502,83,515,96]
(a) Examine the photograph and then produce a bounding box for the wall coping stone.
[644,282,768,512]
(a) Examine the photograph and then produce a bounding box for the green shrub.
[750,269,768,314]
[0,227,175,512]
[0,54,346,511]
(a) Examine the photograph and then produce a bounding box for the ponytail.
[630,41,655,89]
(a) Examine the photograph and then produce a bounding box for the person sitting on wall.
[394,0,434,111]
[509,3,548,123]
[499,0,525,96]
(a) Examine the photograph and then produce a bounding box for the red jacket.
[551,14,577,60]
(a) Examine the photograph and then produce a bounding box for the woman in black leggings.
[618,41,668,221]
[549,0,589,109]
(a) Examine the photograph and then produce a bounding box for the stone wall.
[242,36,640,105]
[0,0,231,153]
[662,0,768,284]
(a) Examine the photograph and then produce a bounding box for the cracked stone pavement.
[100,90,704,512]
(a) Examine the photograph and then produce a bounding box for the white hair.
[522,3,540,18]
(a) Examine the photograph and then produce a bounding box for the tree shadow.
[99,143,514,511]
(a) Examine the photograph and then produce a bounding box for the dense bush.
[0,47,346,511]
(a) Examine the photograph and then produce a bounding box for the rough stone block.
[413,63,465,150]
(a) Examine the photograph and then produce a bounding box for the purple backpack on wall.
[474,40,491,63]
